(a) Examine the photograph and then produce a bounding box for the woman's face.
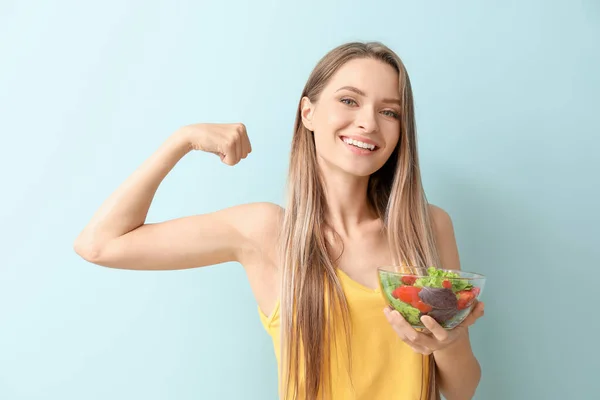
[301,58,402,178]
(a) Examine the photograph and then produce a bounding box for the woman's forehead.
[323,58,400,99]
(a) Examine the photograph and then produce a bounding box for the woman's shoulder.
[231,201,284,237]
[427,203,457,247]
[242,201,284,228]
[428,203,453,228]
[427,203,461,269]
[204,201,284,243]
[233,202,284,264]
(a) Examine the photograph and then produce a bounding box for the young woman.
[74,41,484,400]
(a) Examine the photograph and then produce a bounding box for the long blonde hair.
[279,41,440,399]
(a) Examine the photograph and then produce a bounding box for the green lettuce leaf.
[388,297,421,325]
[414,266,472,292]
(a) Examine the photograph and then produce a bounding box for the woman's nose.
[355,107,378,134]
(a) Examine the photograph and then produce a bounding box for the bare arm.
[429,205,482,400]
[73,123,275,271]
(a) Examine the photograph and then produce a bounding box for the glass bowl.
[378,265,486,330]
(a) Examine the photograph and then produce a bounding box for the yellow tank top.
[258,268,437,399]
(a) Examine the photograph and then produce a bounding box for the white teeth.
[342,137,376,151]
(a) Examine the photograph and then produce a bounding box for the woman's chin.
[342,158,389,177]
[316,154,386,178]
[339,163,385,178]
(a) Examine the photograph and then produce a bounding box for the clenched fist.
[177,123,252,166]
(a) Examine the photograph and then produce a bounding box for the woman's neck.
[320,168,376,236]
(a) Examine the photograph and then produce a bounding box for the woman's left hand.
[383,301,485,355]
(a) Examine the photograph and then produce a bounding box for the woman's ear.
[300,96,315,132]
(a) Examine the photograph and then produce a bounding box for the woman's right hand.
[177,123,252,166]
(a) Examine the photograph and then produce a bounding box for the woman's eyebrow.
[335,86,401,105]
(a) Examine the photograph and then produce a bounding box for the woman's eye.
[382,110,400,119]
[340,98,357,106]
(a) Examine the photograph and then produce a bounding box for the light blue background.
[1,1,598,399]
